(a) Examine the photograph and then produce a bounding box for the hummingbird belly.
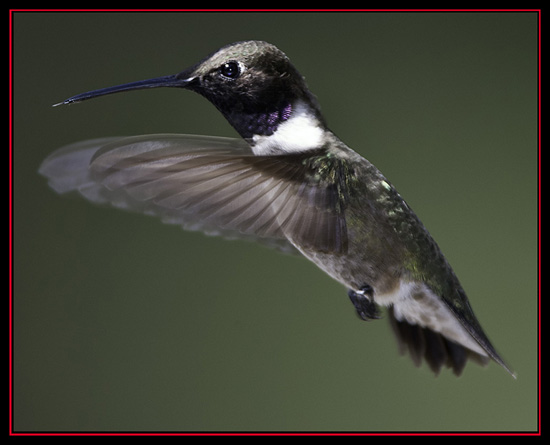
[297,246,487,358]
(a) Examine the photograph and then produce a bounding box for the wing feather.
[40,134,350,255]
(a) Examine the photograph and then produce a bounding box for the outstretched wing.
[40,134,348,255]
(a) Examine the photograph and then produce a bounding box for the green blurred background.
[12,11,538,432]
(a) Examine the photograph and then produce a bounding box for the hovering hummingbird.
[40,40,514,377]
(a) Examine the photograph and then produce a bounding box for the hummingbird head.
[57,40,324,141]
[183,41,304,103]
[177,40,324,139]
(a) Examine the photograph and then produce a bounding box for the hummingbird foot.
[347,285,381,321]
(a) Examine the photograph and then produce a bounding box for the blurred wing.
[40,134,348,254]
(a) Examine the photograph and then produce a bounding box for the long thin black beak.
[53,73,195,106]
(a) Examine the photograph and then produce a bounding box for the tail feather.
[388,306,490,376]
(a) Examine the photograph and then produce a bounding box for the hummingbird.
[40,40,514,377]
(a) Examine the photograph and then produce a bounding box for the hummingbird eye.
[220,61,241,79]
